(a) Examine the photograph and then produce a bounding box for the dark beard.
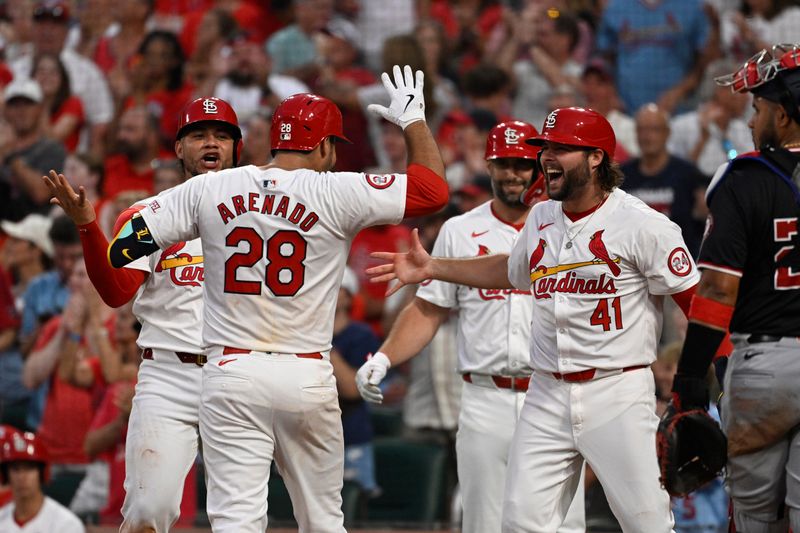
[492,178,531,208]
[227,71,256,87]
[546,159,591,202]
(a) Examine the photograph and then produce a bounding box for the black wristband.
[676,322,726,379]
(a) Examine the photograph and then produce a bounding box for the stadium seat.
[366,437,448,526]
[369,406,405,437]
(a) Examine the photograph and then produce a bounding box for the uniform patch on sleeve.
[149,200,161,213]
[668,247,692,277]
[365,174,396,189]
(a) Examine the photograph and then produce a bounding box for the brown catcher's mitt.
[656,406,727,497]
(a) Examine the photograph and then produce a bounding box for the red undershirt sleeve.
[671,284,733,358]
[79,216,146,308]
[403,163,449,218]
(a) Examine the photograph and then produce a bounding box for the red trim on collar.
[490,203,525,231]
[563,196,608,222]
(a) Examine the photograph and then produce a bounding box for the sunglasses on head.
[715,44,800,93]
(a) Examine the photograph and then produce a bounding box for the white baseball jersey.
[125,199,205,355]
[418,201,532,376]
[140,165,407,354]
[508,188,699,373]
[0,497,85,533]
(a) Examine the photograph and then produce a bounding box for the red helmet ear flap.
[235,138,243,165]
[521,171,547,206]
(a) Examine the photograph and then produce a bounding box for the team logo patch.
[504,128,520,145]
[366,174,396,189]
[202,98,218,114]
[149,200,161,213]
[668,247,692,277]
[544,110,558,129]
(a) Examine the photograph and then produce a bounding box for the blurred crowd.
[0,0,797,528]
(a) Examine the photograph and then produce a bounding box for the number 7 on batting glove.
[356,352,392,404]
[367,65,426,130]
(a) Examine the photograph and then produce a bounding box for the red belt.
[462,373,530,391]
[222,346,323,359]
[552,364,648,383]
[142,348,207,366]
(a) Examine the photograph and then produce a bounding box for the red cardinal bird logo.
[588,230,621,276]
[529,239,547,273]
[477,245,491,256]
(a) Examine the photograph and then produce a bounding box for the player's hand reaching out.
[367,65,426,130]
[43,170,96,225]
[355,352,392,403]
[367,228,434,296]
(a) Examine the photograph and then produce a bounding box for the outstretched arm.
[356,296,450,403]
[367,228,513,296]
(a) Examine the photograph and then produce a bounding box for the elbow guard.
[108,213,160,268]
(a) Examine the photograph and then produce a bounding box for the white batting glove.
[355,352,392,404]
[367,65,426,130]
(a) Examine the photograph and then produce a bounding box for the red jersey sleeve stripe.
[404,163,449,218]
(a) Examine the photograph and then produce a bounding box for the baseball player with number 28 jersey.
[109,65,448,533]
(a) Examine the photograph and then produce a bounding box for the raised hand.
[43,170,96,225]
[367,65,426,130]
[366,228,434,296]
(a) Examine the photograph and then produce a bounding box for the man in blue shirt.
[596,0,711,114]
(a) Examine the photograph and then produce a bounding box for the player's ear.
[587,148,604,171]
[175,140,184,160]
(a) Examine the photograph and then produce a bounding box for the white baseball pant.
[457,379,585,533]
[121,354,202,532]
[199,350,346,533]
[502,368,674,533]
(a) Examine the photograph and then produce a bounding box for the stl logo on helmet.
[545,110,558,129]
[505,128,520,145]
[280,122,292,141]
[202,98,218,114]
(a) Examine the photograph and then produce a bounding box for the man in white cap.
[0,78,66,222]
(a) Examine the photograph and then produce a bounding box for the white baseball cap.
[1,214,54,257]
[341,266,360,295]
[4,78,43,104]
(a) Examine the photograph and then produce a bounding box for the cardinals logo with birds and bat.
[528,230,621,300]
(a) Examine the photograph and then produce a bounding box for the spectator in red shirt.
[32,53,86,153]
[103,106,169,198]
[93,0,152,76]
[21,260,114,507]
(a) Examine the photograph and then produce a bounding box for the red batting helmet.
[0,430,49,484]
[177,97,243,164]
[485,121,540,160]
[271,93,352,152]
[527,107,616,159]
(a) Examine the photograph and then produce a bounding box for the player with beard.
[42,97,241,533]
[356,121,585,533]
[362,107,708,532]
[212,36,308,122]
